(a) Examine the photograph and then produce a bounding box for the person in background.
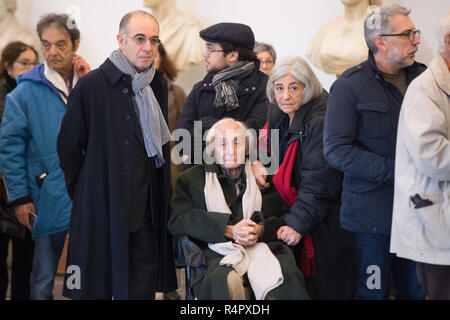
[0,41,37,300]
[266,56,356,299]
[323,4,425,299]
[0,13,90,300]
[154,42,186,301]
[390,10,450,300]
[155,43,186,192]
[254,42,277,75]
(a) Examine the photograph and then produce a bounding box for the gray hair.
[364,4,411,53]
[119,10,159,35]
[437,10,450,53]
[37,13,80,49]
[254,42,277,62]
[205,118,254,160]
[266,56,322,105]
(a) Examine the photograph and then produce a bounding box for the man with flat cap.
[175,22,268,170]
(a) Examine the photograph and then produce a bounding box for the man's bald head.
[119,10,159,35]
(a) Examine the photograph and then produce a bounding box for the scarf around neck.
[109,49,171,168]
[44,62,78,105]
[212,61,255,112]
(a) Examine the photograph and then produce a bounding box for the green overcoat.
[168,164,310,300]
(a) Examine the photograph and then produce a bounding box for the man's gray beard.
[388,46,417,70]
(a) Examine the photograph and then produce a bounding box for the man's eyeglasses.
[380,29,421,43]
[128,35,161,47]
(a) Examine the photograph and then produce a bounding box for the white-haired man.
[390,10,450,300]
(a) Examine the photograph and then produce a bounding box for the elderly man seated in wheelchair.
[168,118,310,300]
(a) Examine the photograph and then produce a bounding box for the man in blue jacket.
[0,13,89,299]
[323,4,425,300]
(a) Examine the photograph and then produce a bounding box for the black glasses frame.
[380,29,420,42]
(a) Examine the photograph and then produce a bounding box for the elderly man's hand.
[231,219,263,247]
[14,202,36,229]
[73,54,91,78]
[251,161,270,190]
[277,226,302,246]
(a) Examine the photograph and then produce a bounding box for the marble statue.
[0,0,40,55]
[144,0,208,72]
[306,0,382,76]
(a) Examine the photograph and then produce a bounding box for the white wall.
[15,0,449,91]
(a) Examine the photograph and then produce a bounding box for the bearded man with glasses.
[57,10,177,300]
[323,4,426,300]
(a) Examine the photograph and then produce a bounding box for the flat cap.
[199,22,255,51]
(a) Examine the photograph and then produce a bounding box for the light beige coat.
[390,55,450,265]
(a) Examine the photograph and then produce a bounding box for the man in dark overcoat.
[57,10,177,299]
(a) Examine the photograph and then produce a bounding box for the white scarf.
[44,62,78,104]
[205,161,284,300]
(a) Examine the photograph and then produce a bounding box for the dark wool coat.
[57,59,177,299]
[168,164,310,300]
[268,90,357,299]
[175,64,268,169]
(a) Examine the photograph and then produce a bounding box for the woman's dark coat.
[57,59,177,299]
[268,90,357,299]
